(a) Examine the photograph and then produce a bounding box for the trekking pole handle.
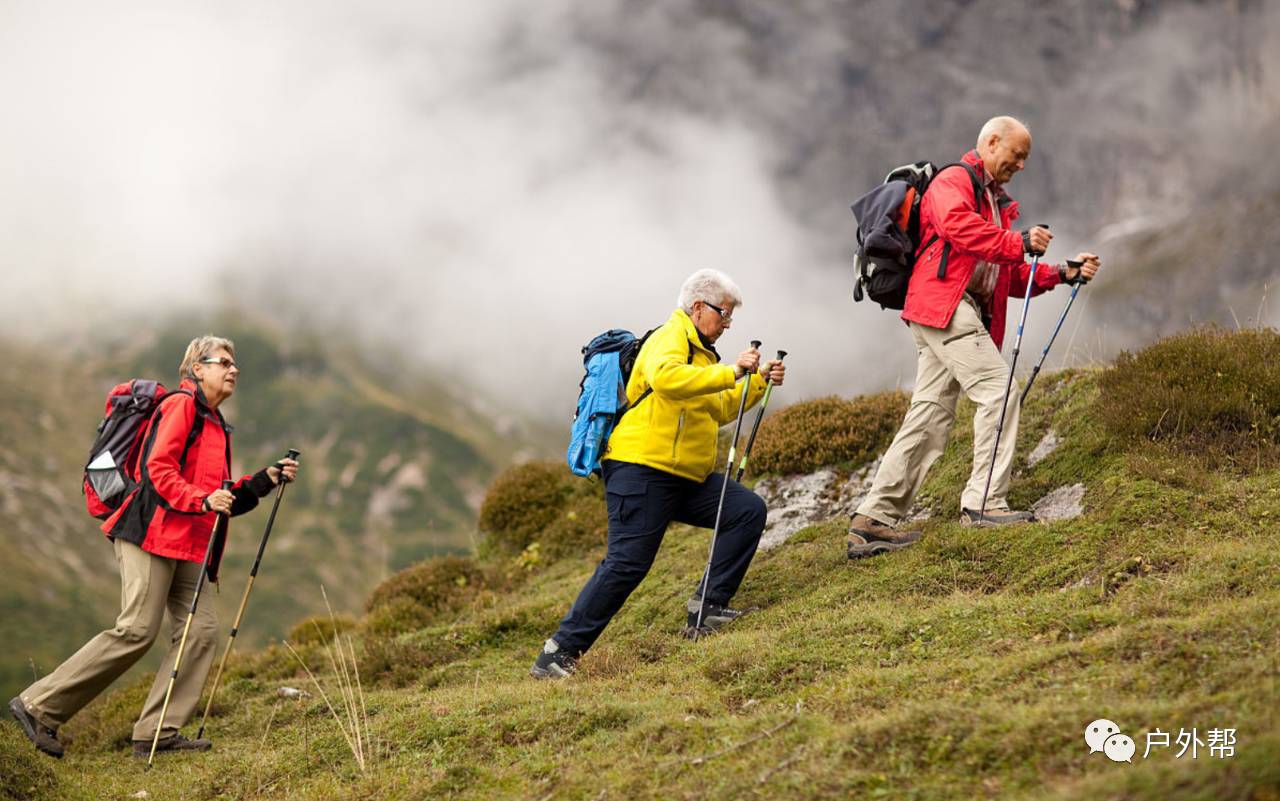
[221,479,233,492]
[1027,223,1051,257]
[765,350,787,385]
[275,448,301,483]
[1065,258,1091,285]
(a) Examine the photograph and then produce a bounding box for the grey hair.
[677,269,744,314]
[976,115,1029,149]
[178,335,236,381]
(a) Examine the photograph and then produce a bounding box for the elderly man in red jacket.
[848,116,1101,558]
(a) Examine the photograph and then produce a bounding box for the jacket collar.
[672,308,720,362]
[179,378,231,431]
[964,149,1012,205]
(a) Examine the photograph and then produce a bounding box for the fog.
[1,1,1275,422]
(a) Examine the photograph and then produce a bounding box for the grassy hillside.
[0,317,555,704]
[3,328,1278,800]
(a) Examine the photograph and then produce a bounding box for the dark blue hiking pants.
[551,460,768,656]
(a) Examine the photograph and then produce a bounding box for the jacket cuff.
[248,469,276,498]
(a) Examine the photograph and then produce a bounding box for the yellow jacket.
[604,309,766,482]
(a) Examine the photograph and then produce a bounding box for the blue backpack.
[566,327,690,478]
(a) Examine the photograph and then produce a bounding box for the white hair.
[976,115,1029,149]
[678,269,744,314]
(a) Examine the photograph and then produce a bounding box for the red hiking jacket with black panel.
[103,379,274,581]
[901,149,1064,349]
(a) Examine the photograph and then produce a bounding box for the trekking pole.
[196,449,299,740]
[735,350,787,482]
[978,229,1048,521]
[148,479,232,769]
[1020,262,1087,406]
[693,340,761,640]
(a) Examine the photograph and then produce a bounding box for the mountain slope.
[4,327,1276,801]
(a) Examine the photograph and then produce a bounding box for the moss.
[1096,326,1280,470]
[750,391,909,476]
[0,725,58,801]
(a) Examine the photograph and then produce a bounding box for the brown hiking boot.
[9,697,63,759]
[847,514,922,559]
[960,507,1037,527]
[132,733,213,758]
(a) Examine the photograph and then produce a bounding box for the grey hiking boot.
[132,733,213,758]
[847,514,922,559]
[529,639,578,680]
[683,598,752,638]
[960,507,1037,527]
[9,697,63,759]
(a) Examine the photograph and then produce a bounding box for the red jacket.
[104,379,272,578]
[902,149,1063,349]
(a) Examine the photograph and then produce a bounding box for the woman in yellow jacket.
[532,269,786,679]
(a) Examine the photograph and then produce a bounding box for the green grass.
[6,349,1280,800]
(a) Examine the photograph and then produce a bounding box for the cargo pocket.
[605,474,649,534]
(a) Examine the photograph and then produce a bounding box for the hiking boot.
[529,639,578,680]
[132,733,213,758]
[683,598,751,638]
[847,514,922,559]
[9,697,63,759]
[960,507,1037,527]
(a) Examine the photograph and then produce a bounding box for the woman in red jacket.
[9,335,299,759]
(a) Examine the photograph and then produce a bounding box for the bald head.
[976,116,1032,185]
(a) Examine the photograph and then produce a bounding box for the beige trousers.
[18,539,218,741]
[857,295,1021,524]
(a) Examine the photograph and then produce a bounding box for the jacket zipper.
[672,410,685,459]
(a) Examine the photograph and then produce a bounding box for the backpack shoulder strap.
[932,161,984,207]
[623,334,694,417]
[140,389,203,474]
[928,162,987,280]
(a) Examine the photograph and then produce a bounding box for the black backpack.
[851,161,982,310]
[83,380,200,519]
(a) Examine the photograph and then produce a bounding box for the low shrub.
[364,556,496,636]
[749,391,910,476]
[477,461,573,553]
[286,612,360,647]
[1096,326,1280,469]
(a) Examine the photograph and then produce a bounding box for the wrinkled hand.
[268,457,299,485]
[203,489,233,515]
[1075,252,1100,281]
[1062,252,1101,284]
[761,360,786,386]
[1023,226,1053,256]
[733,346,761,379]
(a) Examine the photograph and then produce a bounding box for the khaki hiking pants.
[857,294,1021,525]
[17,539,218,742]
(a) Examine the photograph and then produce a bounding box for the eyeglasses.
[704,301,733,322]
[199,357,237,370]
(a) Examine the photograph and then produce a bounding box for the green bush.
[364,556,496,637]
[476,460,607,562]
[749,391,910,475]
[477,461,573,553]
[0,725,58,801]
[1096,326,1280,469]
[286,612,359,647]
